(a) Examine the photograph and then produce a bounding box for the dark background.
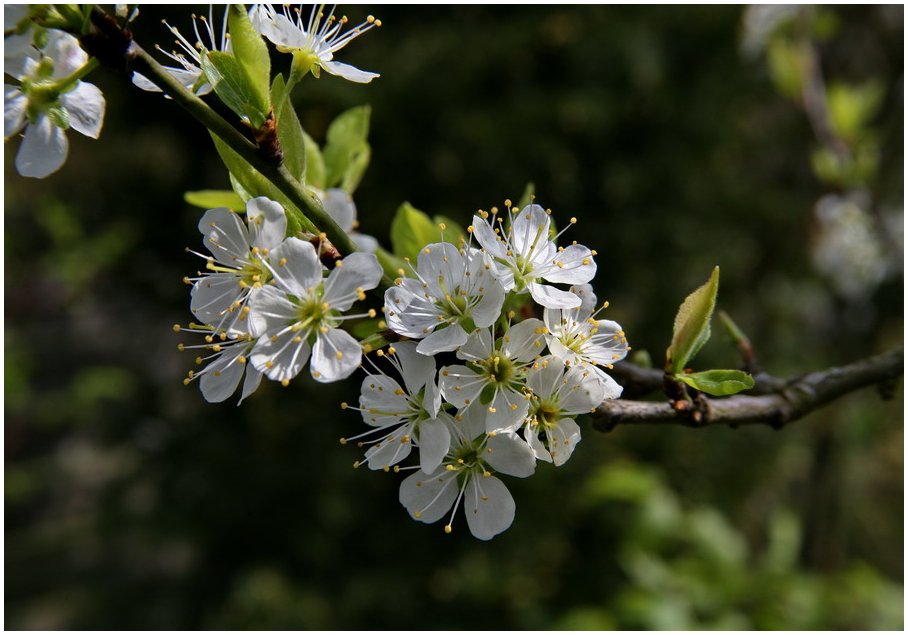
[5,5,903,629]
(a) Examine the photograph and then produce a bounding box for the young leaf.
[434,215,467,246]
[302,130,326,190]
[375,245,408,280]
[200,51,269,128]
[390,202,438,262]
[323,105,371,192]
[676,369,755,396]
[666,266,720,374]
[517,182,536,210]
[271,74,307,183]
[184,189,247,211]
[227,4,271,119]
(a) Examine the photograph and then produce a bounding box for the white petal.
[45,31,87,78]
[365,425,414,470]
[422,376,442,418]
[457,328,492,363]
[417,242,465,299]
[471,215,507,259]
[559,364,607,414]
[4,34,34,79]
[322,60,380,83]
[416,323,469,355]
[592,365,624,400]
[526,356,565,400]
[393,341,434,395]
[524,425,552,463]
[501,318,547,362]
[16,116,68,178]
[438,365,485,410]
[548,418,582,467]
[546,335,580,366]
[131,71,163,93]
[246,285,297,338]
[540,244,597,285]
[311,328,362,382]
[510,204,551,260]
[399,468,459,525]
[198,208,251,263]
[484,389,530,434]
[464,474,515,540]
[190,273,244,328]
[249,328,311,383]
[4,86,26,138]
[61,81,105,139]
[246,196,287,250]
[456,403,489,441]
[239,366,263,404]
[528,282,581,309]
[417,417,452,474]
[470,276,505,329]
[199,347,247,403]
[323,252,382,311]
[359,374,409,428]
[321,188,355,232]
[485,432,537,478]
[570,283,598,318]
[4,7,28,32]
[249,5,301,48]
[352,232,379,253]
[266,237,322,297]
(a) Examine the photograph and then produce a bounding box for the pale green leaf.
[184,189,247,211]
[666,266,719,373]
[227,4,271,119]
[676,369,754,396]
[302,130,326,190]
[323,105,371,192]
[271,74,307,183]
[201,50,269,128]
[390,202,437,262]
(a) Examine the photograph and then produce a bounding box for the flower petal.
[321,188,355,232]
[61,81,105,139]
[456,327,492,363]
[364,424,414,470]
[190,273,244,329]
[558,364,607,414]
[485,432,537,478]
[540,244,596,285]
[438,365,485,410]
[311,327,362,382]
[547,417,582,467]
[199,346,247,403]
[464,474,515,540]
[528,282,581,309]
[266,237,322,297]
[501,317,547,362]
[485,389,530,433]
[416,323,469,355]
[470,275,506,329]
[417,417,452,474]
[16,115,68,178]
[46,31,88,78]
[471,215,507,259]
[359,373,409,427]
[198,207,251,264]
[239,366,263,404]
[246,196,287,251]
[352,232,379,253]
[246,285,297,338]
[399,467,459,525]
[393,340,434,395]
[249,328,311,383]
[510,204,551,261]
[4,85,26,138]
[323,252,382,311]
[323,60,380,83]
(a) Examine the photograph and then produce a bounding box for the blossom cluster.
[178,198,629,540]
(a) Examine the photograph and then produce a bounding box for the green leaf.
[433,215,467,247]
[517,181,536,210]
[270,74,307,183]
[375,245,408,279]
[826,80,884,143]
[390,202,438,262]
[184,189,247,211]
[666,266,719,374]
[766,38,807,100]
[323,105,371,193]
[210,132,311,235]
[227,4,271,119]
[201,50,269,128]
[675,369,755,396]
[302,130,327,190]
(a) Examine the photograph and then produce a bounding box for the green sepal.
[479,383,496,405]
[270,74,307,183]
[201,50,269,128]
[184,189,247,212]
[666,266,720,374]
[227,4,271,120]
[390,202,438,262]
[676,369,755,396]
[323,105,371,193]
[210,132,313,236]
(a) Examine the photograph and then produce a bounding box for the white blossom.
[248,237,382,383]
[176,325,263,404]
[438,319,548,433]
[342,342,452,473]
[523,356,607,466]
[544,283,629,395]
[398,405,536,540]
[471,203,597,309]
[319,187,378,252]
[249,4,380,83]
[384,242,505,355]
[188,197,287,336]
[5,30,105,178]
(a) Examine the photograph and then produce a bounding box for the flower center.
[536,401,560,427]
[239,255,272,287]
[295,287,337,332]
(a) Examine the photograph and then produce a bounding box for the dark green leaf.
[390,202,438,262]
[271,74,307,183]
[676,369,755,396]
[323,105,371,192]
[227,4,271,119]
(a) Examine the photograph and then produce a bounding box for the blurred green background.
[5,5,903,629]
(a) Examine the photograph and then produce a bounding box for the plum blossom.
[248,237,382,383]
[398,405,536,540]
[544,283,629,395]
[523,356,607,466]
[438,319,548,433]
[176,325,263,404]
[342,342,452,473]
[319,187,378,252]
[5,30,105,178]
[250,4,380,83]
[188,197,287,336]
[471,203,597,309]
[384,242,505,355]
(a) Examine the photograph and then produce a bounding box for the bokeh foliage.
[5,5,903,629]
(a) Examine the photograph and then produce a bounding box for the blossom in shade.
[175,325,263,404]
[5,30,105,178]
[543,283,629,395]
[248,237,382,383]
[342,342,452,473]
[470,203,597,309]
[438,319,548,433]
[523,356,607,466]
[384,242,505,355]
[188,197,287,336]
[249,4,380,83]
[398,405,536,540]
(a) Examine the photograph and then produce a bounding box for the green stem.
[54,57,99,93]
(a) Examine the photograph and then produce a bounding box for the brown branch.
[594,348,902,431]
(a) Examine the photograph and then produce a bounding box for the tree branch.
[594,348,902,431]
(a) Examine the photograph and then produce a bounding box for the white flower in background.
[188,197,287,336]
[523,356,607,466]
[438,319,548,433]
[398,405,536,540]
[471,203,597,309]
[133,6,229,96]
[384,242,505,355]
[5,30,105,178]
[250,3,380,83]
[248,237,382,383]
[319,187,378,252]
[342,342,452,473]
[544,283,629,394]
[175,325,263,404]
